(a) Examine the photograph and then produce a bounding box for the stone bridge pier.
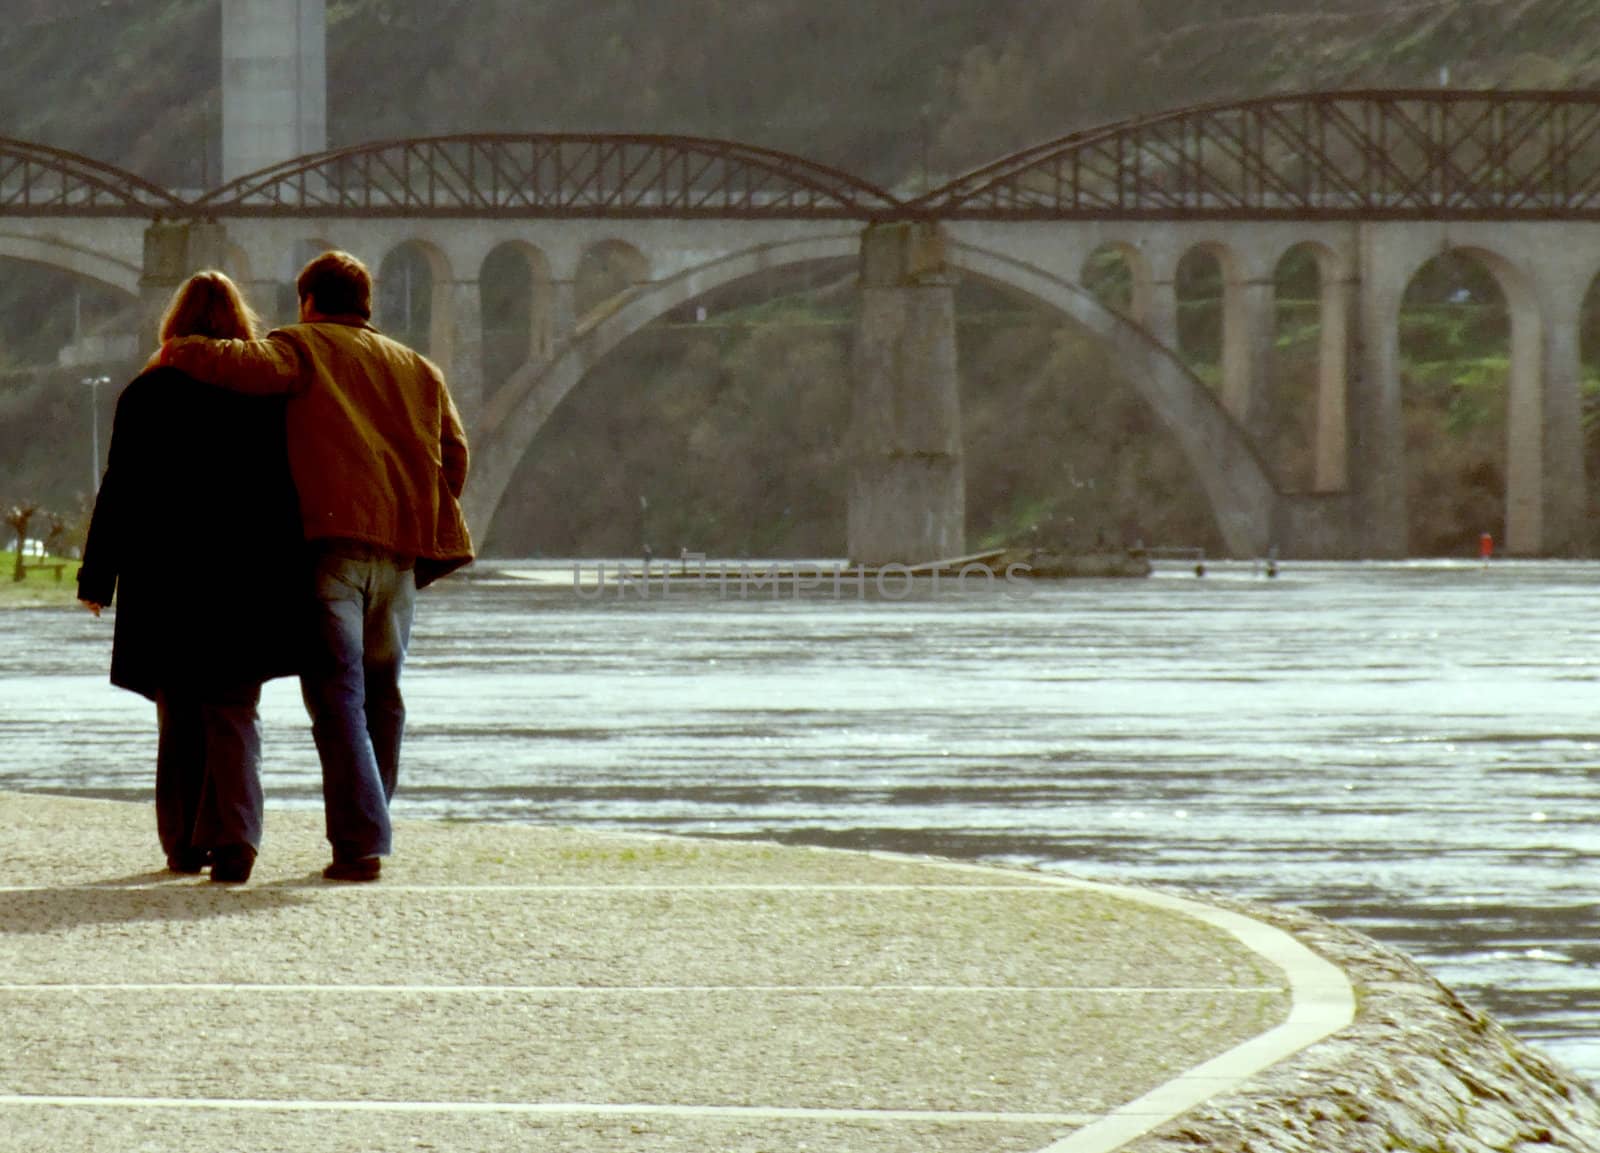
[847,223,965,567]
[139,220,231,342]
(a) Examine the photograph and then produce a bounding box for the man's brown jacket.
[163,317,473,588]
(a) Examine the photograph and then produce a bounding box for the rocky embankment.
[1126,890,1600,1152]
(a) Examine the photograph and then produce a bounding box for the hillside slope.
[3,0,1599,188]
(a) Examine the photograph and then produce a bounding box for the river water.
[2,558,1597,1083]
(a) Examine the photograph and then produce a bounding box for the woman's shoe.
[209,844,257,884]
[322,855,380,882]
[166,850,209,875]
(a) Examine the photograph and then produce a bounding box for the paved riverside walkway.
[0,792,1353,1153]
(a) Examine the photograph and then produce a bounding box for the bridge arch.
[1272,240,1351,493]
[480,241,554,398]
[1396,242,1543,553]
[1080,242,1146,319]
[1173,241,1233,383]
[1172,238,1287,432]
[464,233,862,538]
[947,240,1279,557]
[574,239,650,321]
[0,232,141,298]
[377,238,453,361]
[267,236,338,322]
[464,231,1279,557]
[1581,268,1600,510]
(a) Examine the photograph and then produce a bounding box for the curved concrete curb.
[1114,893,1600,1153]
[897,857,1357,1153]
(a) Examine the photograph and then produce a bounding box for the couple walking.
[77,252,473,884]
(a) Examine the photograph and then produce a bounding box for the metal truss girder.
[189,134,899,220]
[910,90,1600,221]
[0,137,184,217]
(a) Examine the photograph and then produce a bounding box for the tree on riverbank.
[6,502,37,582]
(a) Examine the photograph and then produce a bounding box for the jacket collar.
[303,312,376,331]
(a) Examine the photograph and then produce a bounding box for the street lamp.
[82,376,109,491]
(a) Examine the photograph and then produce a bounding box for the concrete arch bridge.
[8,90,1600,560]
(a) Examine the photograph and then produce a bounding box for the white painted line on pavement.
[0,1093,1099,1127]
[888,856,1357,1153]
[0,982,1286,995]
[0,882,1065,893]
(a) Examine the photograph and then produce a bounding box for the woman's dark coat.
[77,367,305,700]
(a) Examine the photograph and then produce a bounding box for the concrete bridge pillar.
[537,235,584,345]
[445,279,484,429]
[1537,293,1587,555]
[1314,266,1357,493]
[1141,276,1180,353]
[848,222,964,566]
[1223,276,1274,433]
[1504,300,1545,555]
[550,280,579,341]
[222,0,326,182]
[522,271,581,365]
[1349,226,1409,557]
[140,220,230,346]
[1128,237,1182,353]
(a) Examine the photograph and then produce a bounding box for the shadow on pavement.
[0,877,320,932]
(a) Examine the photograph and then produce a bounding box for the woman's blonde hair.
[159,270,261,343]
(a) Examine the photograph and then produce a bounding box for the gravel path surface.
[0,791,1326,1152]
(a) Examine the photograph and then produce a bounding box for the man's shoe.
[210,844,257,884]
[322,856,381,882]
[166,850,209,875]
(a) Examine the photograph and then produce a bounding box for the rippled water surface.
[3,559,1598,1082]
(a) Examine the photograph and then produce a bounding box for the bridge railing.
[187,134,902,220]
[0,137,185,217]
[14,91,1600,221]
[906,90,1600,220]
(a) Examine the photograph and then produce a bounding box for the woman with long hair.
[78,271,304,883]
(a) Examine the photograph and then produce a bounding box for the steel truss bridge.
[9,90,1600,222]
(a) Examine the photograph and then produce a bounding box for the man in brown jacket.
[161,251,473,881]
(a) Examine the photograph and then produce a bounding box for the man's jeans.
[154,683,264,856]
[303,544,416,859]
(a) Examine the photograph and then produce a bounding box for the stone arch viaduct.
[9,90,1600,561]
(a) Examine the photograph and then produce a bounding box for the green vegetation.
[0,551,81,608]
